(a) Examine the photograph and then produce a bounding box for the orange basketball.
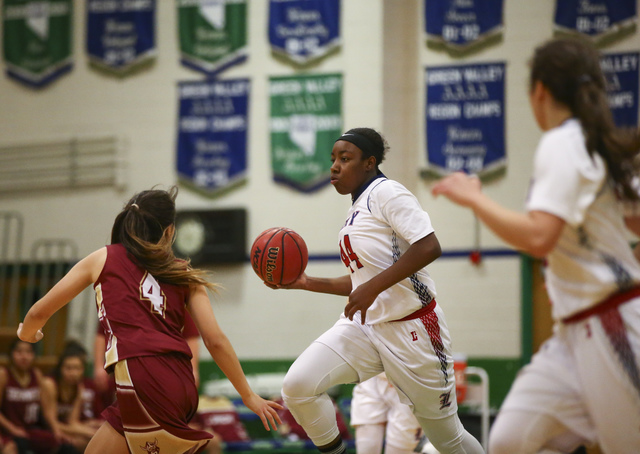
[250,227,308,285]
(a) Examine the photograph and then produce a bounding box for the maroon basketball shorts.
[103,353,212,453]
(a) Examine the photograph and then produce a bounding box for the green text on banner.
[270,73,342,192]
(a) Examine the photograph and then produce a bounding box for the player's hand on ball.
[431,172,482,208]
[242,392,283,431]
[264,273,308,290]
[17,323,44,343]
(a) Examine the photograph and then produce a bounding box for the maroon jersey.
[95,244,192,370]
[0,368,41,428]
[183,311,199,339]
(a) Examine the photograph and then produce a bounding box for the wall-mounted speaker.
[174,209,247,265]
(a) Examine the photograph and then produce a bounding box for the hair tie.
[131,203,139,209]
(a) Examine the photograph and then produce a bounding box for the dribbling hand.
[17,323,44,343]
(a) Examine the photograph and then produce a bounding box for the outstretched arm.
[187,285,283,431]
[432,172,564,257]
[19,248,107,343]
[265,273,352,296]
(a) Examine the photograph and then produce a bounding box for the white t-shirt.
[338,175,437,324]
[526,118,640,320]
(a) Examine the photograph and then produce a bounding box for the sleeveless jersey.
[0,368,41,428]
[339,174,437,324]
[526,118,640,320]
[95,244,193,370]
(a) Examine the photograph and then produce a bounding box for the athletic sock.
[318,437,347,454]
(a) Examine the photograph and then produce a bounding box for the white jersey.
[526,118,640,320]
[338,175,437,324]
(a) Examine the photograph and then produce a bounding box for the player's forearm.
[470,194,550,257]
[304,275,352,296]
[365,235,441,296]
[204,336,253,399]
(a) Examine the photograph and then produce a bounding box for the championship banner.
[424,63,506,177]
[268,0,340,64]
[178,0,247,76]
[554,0,637,42]
[86,0,156,73]
[176,79,250,196]
[3,0,73,87]
[425,0,504,50]
[270,73,342,192]
[601,52,639,128]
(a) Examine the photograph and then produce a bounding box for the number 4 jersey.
[95,244,193,371]
[339,175,438,324]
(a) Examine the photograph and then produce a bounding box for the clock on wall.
[174,209,247,265]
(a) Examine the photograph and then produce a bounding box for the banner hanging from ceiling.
[425,0,504,51]
[268,0,340,64]
[424,62,506,177]
[178,0,247,76]
[270,73,342,192]
[86,0,156,74]
[176,79,250,196]
[3,0,73,87]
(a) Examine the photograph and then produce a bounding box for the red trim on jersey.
[562,286,640,324]
[391,299,437,322]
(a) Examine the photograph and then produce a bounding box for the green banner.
[177,0,247,75]
[3,0,73,87]
[270,73,342,192]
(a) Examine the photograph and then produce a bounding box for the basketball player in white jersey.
[351,372,438,454]
[433,37,640,453]
[267,127,484,454]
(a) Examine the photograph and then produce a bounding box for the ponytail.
[530,37,640,201]
[111,186,217,291]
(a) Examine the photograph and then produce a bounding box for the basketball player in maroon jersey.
[18,186,282,454]
[0,339,67,454]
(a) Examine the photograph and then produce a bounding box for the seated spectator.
[42,346,100,452]
[0,338,75,454]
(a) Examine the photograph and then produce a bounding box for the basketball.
[250,227,308,285]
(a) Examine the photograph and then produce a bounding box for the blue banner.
[425,62,506,176]
[269,0,340,64]
[554,0,637,40]
[86,0,156,72]
[601,52,639,128]
[425,0,504,49]
[176,79,250,196]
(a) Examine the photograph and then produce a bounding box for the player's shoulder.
[369,178,412,201]
[538,119,584,156]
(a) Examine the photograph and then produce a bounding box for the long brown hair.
[530,37,640,201]
[111,186,216,290]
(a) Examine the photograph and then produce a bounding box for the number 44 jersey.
[95,244,193,371]
[339,175,438,324]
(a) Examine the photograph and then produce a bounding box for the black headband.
[335,132,379,158]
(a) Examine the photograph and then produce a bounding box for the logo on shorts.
[439,391,452,410]
[140,438,160,453]
[411,331,418,341]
